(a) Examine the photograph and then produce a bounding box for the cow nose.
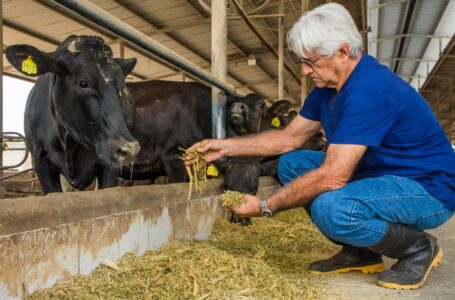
[116,140,141,164]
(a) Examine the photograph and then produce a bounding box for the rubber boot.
[309,244,384,274]
[369,223,443,290]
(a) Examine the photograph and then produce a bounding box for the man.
[186,3,455,290]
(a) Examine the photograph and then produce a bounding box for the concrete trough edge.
[0,177,280,299]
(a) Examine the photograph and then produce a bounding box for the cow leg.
[97,166,119,189]
[34,156,63,194]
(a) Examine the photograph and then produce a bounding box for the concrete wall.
[0,177,279,299]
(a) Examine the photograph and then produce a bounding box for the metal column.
[300,0,309,105]
[278,0,284,100]
[211,0,227,139]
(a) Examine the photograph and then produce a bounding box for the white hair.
[287,3,363,59]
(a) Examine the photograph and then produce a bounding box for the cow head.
[6,35,140,166]
[228,93,292,135]
[216,157,261,195]
[228,93,265,135]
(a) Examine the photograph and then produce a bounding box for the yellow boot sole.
[310,262,385,275]
[377,249,443,290]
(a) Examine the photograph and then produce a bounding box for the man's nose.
[301,63,313,76]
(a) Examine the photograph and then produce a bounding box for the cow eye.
[77,80,90,89]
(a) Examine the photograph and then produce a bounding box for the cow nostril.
[117,148,129,160]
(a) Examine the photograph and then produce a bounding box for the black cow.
[5,35,140,194]
[228,94,292,135]
[121,80,290,183]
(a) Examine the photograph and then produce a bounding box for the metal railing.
[0,132,36,182]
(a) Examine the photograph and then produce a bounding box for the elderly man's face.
[300,51,340,89]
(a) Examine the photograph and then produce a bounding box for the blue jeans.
[278,150,454,247]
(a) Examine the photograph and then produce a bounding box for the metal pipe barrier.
[52,0,243,98]
[0,132,29,170]
[0,132,36,182]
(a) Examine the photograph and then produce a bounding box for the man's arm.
[187,115,322,163]
[231,143,367,217]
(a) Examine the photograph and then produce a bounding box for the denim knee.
[278,150,325,185]
[311,191,359,242]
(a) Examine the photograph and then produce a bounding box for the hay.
[179,146,207,199]
[31,208,334,300]
[220,190,244,220]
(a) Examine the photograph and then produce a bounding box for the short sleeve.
[299,88,324,121]
[331,89,399,148]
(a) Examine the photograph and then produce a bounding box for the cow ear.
[267,100,292,117]
[5,44,57,76]
[114,58,137,76]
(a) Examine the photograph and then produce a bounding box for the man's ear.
[267,100,292,117]
[337,42,351,61]
[5,44,58,76]
[114,58,137,76]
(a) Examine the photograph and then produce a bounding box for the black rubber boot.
[309,244,384,274]
[369,223,443,290]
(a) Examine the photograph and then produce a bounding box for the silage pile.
[32,208,334,300]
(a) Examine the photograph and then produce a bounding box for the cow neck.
[48,74,80,181]
[64,132,80,181]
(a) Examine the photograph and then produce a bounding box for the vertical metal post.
[278,0,284,99]
[119,39,125,58]
[0,1,3,174]
[211,0,227,139]
[300,0,309,105]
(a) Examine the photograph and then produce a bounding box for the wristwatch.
[260,198,273,217]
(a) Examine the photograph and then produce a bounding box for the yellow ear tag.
[271,117,281,128]
[207,164,219,177]
[21,56,37,75]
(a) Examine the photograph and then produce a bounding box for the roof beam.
[229,0,301,85]
[392,0,417,73]
[371,33,452,43]
[114,0,263,96]
[420,35,455,92]
[184,0,292,99]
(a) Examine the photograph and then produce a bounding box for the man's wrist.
[260,197,274,217]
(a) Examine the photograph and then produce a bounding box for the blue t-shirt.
[300,54,455,210]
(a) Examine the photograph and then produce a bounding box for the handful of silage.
[180,146,207,199]
[221,190,244,219]
[221,190,244,208]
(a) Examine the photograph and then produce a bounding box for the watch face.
[262,210,273,218]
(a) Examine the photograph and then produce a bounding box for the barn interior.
[0,0,454,299]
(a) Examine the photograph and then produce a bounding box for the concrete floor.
[320,216,455,300]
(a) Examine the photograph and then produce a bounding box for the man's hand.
[184,139,228,165]
[230,194,262,218]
